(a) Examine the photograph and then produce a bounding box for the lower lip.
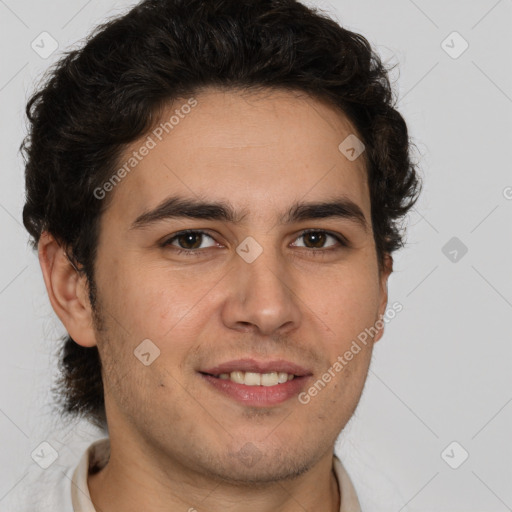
[199,373,310,406]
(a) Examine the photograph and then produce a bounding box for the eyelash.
[160,229,348,257]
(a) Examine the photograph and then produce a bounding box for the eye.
[161,230,218,253]
[160,228,348,257]
[292,229,347,251]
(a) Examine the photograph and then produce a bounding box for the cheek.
[308,266,381,340]
[101,260,219,341]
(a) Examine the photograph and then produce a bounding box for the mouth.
[198,359,312,406]
[201,370,297,386]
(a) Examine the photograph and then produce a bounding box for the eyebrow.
[130,195,368,231]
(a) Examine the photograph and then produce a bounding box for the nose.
[221,244,302,337]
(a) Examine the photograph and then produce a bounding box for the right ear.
[38,231,98,348]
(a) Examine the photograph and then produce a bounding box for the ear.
[38,231,97,347]
[373,253,393,343]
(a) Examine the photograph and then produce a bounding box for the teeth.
[217,371,296,386]
[230,371,245,384]
[278,372,288,384]
[261,372,278,386]
[244,372,261,386]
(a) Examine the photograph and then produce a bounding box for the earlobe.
[373,253,393,344]
[38,232,97,348]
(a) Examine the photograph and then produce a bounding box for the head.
[23,0,420,482]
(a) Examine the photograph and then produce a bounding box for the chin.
[204,445,320,485]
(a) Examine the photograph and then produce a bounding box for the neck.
[87,438,341,512]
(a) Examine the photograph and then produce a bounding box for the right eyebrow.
[130,195,248,230]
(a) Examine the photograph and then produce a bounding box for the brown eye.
[161,230,217,251]
[293,230,346,250]
[302,231,327,248]
[175,232,203,249]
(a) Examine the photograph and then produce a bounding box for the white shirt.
[2,438,361,511]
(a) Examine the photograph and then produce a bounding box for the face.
[87,88,390,484]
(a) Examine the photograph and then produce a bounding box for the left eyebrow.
[130,195,368,232]
[283,198,368,231]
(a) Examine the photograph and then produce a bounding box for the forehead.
[106,87,370,224]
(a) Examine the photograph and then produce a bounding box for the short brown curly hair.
[21,0,421,431]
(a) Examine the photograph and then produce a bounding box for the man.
[17,0,420,510]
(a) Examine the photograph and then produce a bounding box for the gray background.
[1,0,511,510]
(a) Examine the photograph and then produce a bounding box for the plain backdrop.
[1,0,511,510]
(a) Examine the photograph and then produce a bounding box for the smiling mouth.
[198,367,311,406]
[200,370,296,386]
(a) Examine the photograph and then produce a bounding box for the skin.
[39,87,392,512]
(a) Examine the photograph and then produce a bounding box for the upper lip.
[200,358,312,377]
